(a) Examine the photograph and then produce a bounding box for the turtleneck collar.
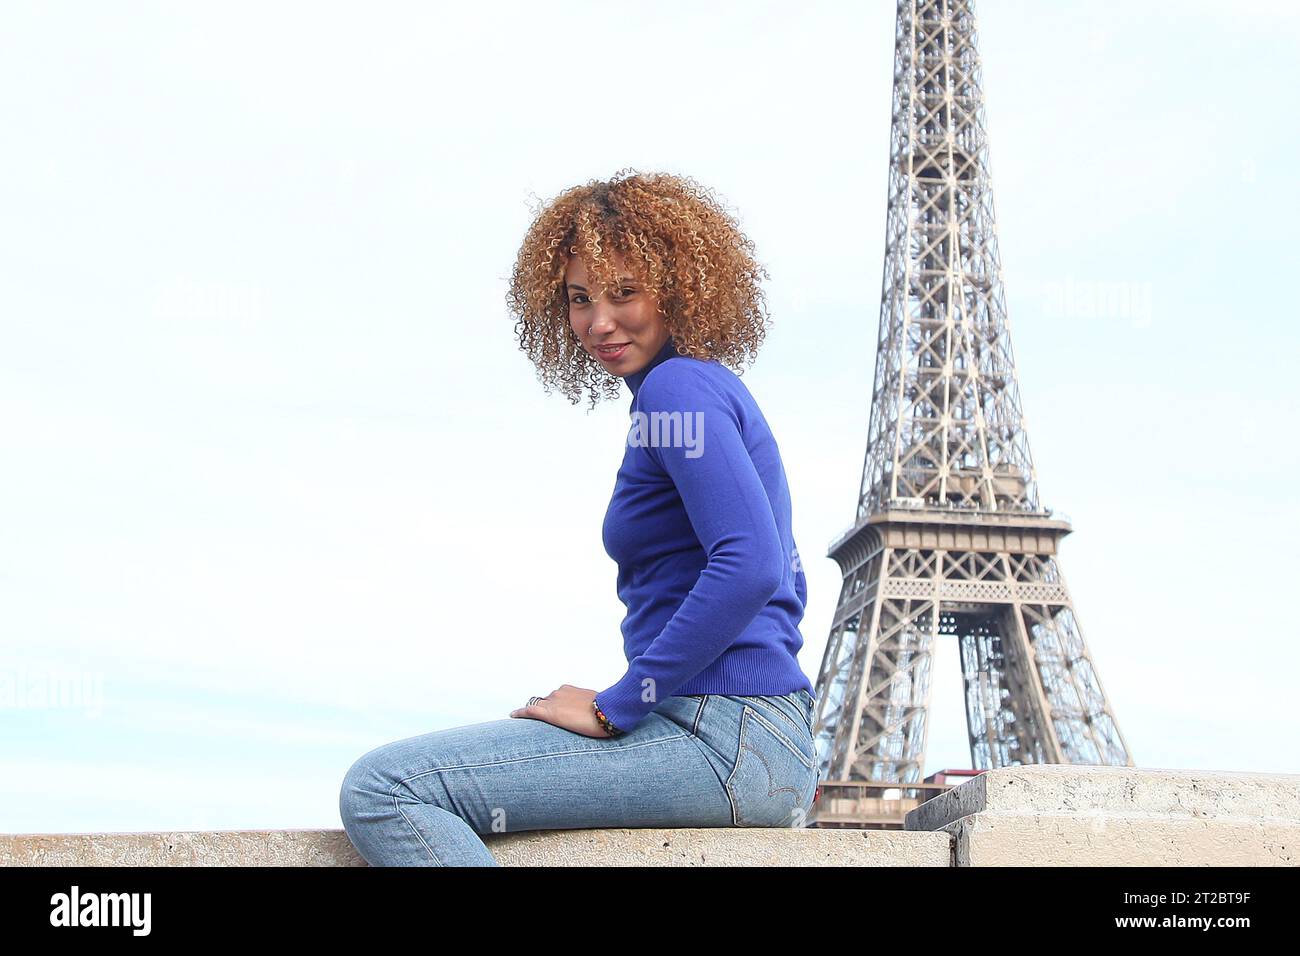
[624,335,679,403]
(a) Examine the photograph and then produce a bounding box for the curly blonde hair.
[506,168,772,409]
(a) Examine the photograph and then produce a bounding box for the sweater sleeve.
[594,365,786,733]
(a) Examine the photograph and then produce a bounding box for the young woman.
[338,169,818,866]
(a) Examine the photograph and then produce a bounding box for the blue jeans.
[338,688,819,866]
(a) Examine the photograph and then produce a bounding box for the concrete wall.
[3,766,1295,866]
[904,765,1299,866]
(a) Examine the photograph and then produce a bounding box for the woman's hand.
[509,684,614,738]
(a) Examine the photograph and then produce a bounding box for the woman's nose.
[588,298,618,333]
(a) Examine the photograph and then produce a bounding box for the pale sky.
[3,0,1297,834]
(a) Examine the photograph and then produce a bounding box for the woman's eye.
[571,289,634,305]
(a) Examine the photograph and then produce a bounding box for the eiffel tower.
[809,0,1133,825]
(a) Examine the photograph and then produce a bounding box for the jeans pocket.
[724,705,818,828]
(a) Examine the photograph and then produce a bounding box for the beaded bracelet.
[592,700,625,737]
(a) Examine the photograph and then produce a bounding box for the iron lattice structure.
[810,0,1132,799]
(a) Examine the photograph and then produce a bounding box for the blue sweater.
[594,336,813,733]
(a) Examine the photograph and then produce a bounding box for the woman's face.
[565,251,670,377]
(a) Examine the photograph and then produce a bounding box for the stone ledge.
[903,765,1300,866]
[945,814,1297,866]
[905,765,1300,832]
[9,767,1294,866]
[485,827,948,866]
[0,826,950,867]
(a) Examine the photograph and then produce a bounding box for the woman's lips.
[596,343,630,361]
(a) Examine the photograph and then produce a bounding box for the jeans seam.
[723,707,746,824]
[746,695,813,740]
[396,732,692,788]
[788,689,815,717]
[389,786,446,865]
[783,692,815,734]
